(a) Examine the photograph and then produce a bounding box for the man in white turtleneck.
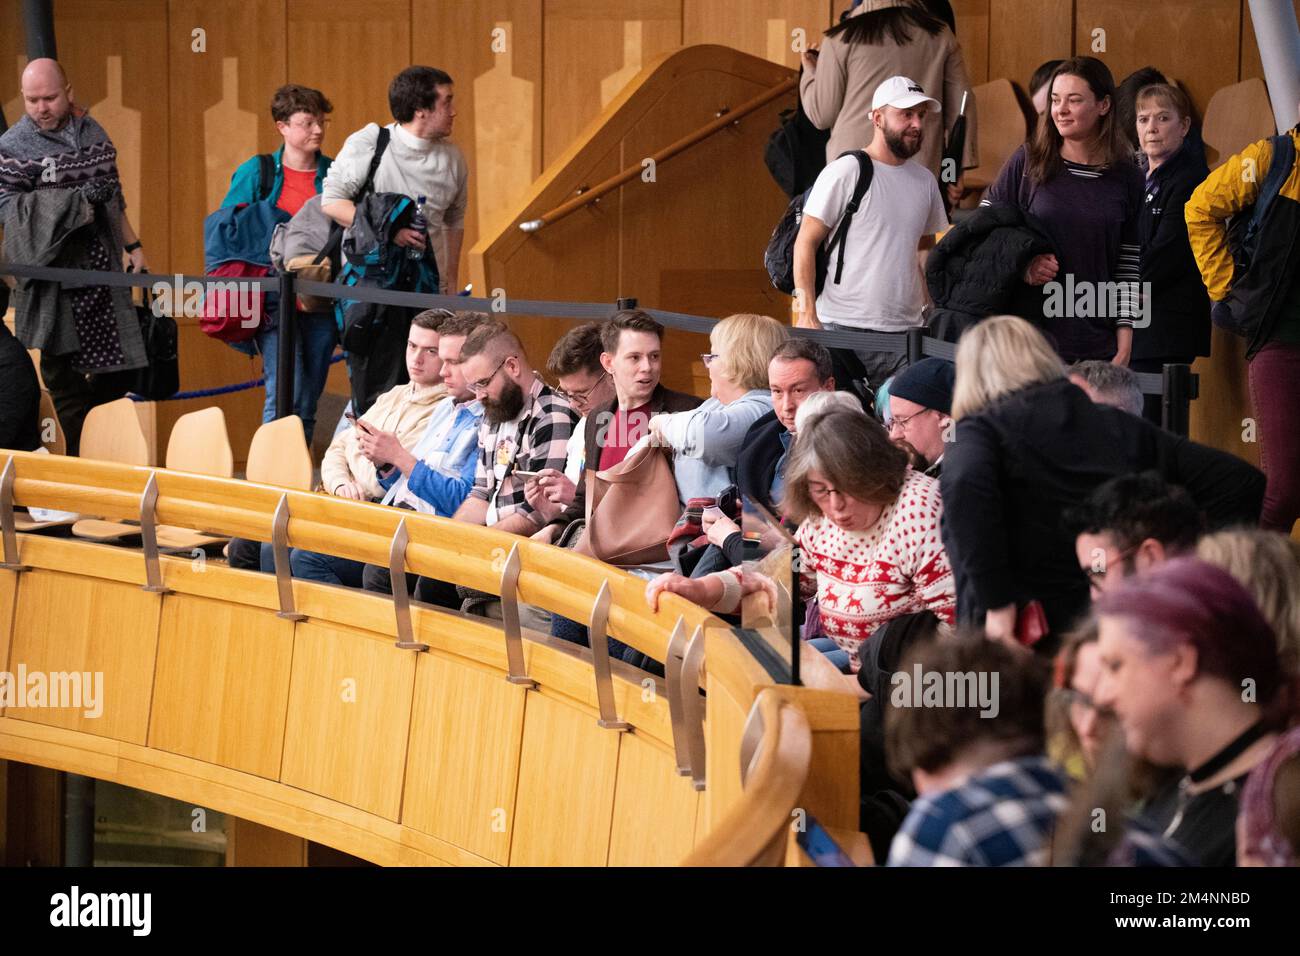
[321,65,468,291]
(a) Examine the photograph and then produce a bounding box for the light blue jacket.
[657,389,773,502]
[377,398,483,515]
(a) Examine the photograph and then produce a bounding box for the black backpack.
[764,97,829,198]
[764,150,873,296]
[1226,130,1295,280]
[254,153,277,202]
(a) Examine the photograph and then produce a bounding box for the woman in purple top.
[982,56,1144,365]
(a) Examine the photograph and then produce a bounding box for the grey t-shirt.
[804,154,948,331]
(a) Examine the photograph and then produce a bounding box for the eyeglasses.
[1059,687,1112,719]
[287,116,330,131]
[555,370,609,405]
[1082,545,1139,588]
[887,409,931,433]
[700,353,719,367]
[469,355,512,392]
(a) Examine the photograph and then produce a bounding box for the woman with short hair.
[1131,82,1210,420]
[648,313,786,501]
[784,406,956,671]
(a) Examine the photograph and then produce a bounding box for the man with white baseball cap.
[793,74,949,392]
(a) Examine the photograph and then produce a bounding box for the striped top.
[982,144,1146,361]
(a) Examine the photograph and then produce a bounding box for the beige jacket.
[799,0,978,180]
[321,382,447,499]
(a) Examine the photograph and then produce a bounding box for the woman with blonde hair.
[941,316,1266,653]
[648,313,786,501]
[1196,529,1300,671]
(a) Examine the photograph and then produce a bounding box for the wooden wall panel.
[508,691,619,865]
[168,0,288,274]
[682,0,834,69]
[401,655,526,865]
[987,0,1073,90]
[0,0,21,129]
[286,0,411,157]
[279,620,416,821]
[952,0,990,86]
[542,0,683,167]
[413,0,543,290]
[226,816,307,866]
[1074,0,1239,119]
[1190,332,1260,468]
[7,572,160,743]
[53,1,170,273]
[0,570,15,679]
[149,595,295,780]
[607,733,700,865]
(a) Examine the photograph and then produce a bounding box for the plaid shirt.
[470,375,576,526]
[887,756,1069,867]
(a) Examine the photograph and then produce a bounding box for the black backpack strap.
[318,129,392,269]
[826,150,874,285]
[1253,131,1295,229]
[360,127,391,199]
[256,153,276,202]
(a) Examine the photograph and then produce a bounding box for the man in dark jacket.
[1133,84,1210,423]
[887,356,953,477]
[735,338,837,516]
[924,203,1054,343]
[941,377,1265,650]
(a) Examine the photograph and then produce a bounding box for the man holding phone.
[319,310,448,502]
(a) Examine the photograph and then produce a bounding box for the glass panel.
[740,495,801,685]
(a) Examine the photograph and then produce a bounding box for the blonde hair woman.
[940,316,1267,651]
[648,313,787,501]
[1197,529,1300,672]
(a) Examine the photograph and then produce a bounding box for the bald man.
[0,59,148,455]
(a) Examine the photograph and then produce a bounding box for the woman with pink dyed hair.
[1092,558,1298,866]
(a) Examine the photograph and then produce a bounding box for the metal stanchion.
[1161,364,1196,438]
[275,270,297,421]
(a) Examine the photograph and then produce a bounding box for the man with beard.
[453,320,577,537]
[0,58,149,455]
[793,75,949,391]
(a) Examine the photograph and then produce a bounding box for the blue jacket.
[221,145,333,209]
[203,200,289,271]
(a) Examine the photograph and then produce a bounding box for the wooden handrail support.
[520,75,797,232]
[681,689,811,866]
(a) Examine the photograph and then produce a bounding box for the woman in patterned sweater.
[784,404,956,672]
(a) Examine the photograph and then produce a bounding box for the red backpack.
[199,261,274,342]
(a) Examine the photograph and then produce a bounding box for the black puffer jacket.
[924,203,1055,343]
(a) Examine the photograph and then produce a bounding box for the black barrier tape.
[0,260,1181,399]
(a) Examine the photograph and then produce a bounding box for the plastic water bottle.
[407,195,427,260]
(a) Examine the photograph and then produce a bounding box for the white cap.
[871,75,941,113]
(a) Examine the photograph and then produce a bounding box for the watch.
[124,241,142,252]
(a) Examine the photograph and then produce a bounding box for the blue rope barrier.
[128,350,347,402]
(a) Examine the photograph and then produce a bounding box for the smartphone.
[795,813,856,867]
[512,469,543,480]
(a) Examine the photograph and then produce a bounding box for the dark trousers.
[1248,342,1300,534]
[40,352,135,456]
[360,562,461,609]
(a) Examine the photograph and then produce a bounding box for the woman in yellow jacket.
[1185,116,1300,535]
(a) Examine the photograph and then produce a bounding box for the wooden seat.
[681,689,815,866]
[78,397,150,465]
[37,389,65,456]
[246,416,314,490]
[1202,77,1276,169]
[964,78,1031,194]
[75,405,235,549]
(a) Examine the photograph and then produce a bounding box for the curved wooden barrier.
[0,451,860,865]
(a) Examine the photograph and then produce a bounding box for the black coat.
[940,378,1265,646]
[1135,141,1211,360]
[736,410,786,515]
[924,203,1056,343]
[0,322,41,452]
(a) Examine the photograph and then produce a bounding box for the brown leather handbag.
[575,442,681,566]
